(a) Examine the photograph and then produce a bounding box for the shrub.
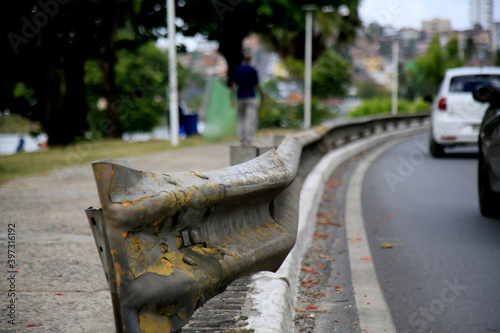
[258,98,336,129]
[348,97,430,118]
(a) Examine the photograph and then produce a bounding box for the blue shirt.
[232,63,259,99]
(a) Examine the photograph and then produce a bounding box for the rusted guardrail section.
[85,114,428,333]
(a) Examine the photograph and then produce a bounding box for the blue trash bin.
[184,114,198,136]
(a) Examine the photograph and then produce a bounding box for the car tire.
[429,138,445,157]
[478,154,500,218]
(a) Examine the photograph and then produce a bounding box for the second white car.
[430,67,500,157]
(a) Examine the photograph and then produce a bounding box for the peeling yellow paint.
[114,262,124,288]
[131,226,146,233]
[161,257,174,267]
[131,238,142,252]
[122,232,129,239]
[176,308,189,321]
[111,250,124,288]
[138,308,172,333]
[133,206,146,211]
[119,196,153,208]
[175,236,183,249]
[153,221,161,234]
[191,244,224,258]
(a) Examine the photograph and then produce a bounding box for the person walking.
[230,53,265,147]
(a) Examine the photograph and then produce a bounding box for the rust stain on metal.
[111,249,124,288]
[138,307,173,333]
[120,196,153,208]
[190,171,209,179]
[175,236,183,249]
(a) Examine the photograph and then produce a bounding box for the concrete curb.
[245,126,428,332]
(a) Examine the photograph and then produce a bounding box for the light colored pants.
[237,98,258,146]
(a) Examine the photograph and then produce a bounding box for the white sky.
[359,0,500,30]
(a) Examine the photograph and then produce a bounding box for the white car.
[430,67,500,157]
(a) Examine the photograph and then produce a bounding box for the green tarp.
[202,79,237,142]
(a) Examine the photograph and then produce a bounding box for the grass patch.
[0,134,237,185]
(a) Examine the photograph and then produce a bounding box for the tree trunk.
[42,60,65,146]
[99,0,122,138]
[36,23,67,146]
[217,33,244,87]
[62,50,89,140]
[42,47,89,146]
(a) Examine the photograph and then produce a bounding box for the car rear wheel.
[478,155,500,218]
[429,138,445,157]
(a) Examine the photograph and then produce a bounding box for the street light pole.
[167,0,179,146]
[391,37,399,116]
[303,5,317,129]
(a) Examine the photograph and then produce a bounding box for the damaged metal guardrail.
[85,114,429,333]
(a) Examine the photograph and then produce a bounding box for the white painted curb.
[246,126,428,332]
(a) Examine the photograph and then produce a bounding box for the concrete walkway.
[0,143,230,332]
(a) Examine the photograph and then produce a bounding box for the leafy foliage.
[348,97,430,118]
[259,98,335,129]
[85,42,170,134]
[311,50,351,99]
[356,79,390,99]
[413,35,464,96]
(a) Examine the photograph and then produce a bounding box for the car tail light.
[438,98,447,111]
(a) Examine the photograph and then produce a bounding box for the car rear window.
[449,75,500,92]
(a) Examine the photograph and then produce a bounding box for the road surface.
[295,134,500,333]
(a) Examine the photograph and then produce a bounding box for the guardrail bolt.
[189,229,202,244]
[181,230,193,247]
[182,257,197,266]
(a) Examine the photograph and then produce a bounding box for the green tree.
[85,41,170,134]
[464,37,475,62]
[494,50,500,66]
[311,50,351,99]
[414,35,464,96]
[0,0,168,144]
[283,57,305,79]
[356,79,390,99]
[177,0,362,84]
[0,1,104,145]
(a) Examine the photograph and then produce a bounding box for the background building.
[422,18,452,36]
[470,0,493,30]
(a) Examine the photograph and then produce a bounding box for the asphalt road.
[362,134,500,333]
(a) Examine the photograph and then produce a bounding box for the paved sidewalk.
[0,143,232,332]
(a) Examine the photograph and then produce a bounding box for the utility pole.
[302,5,317,129]
[391,37,399,116]
[168,0,179,146]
